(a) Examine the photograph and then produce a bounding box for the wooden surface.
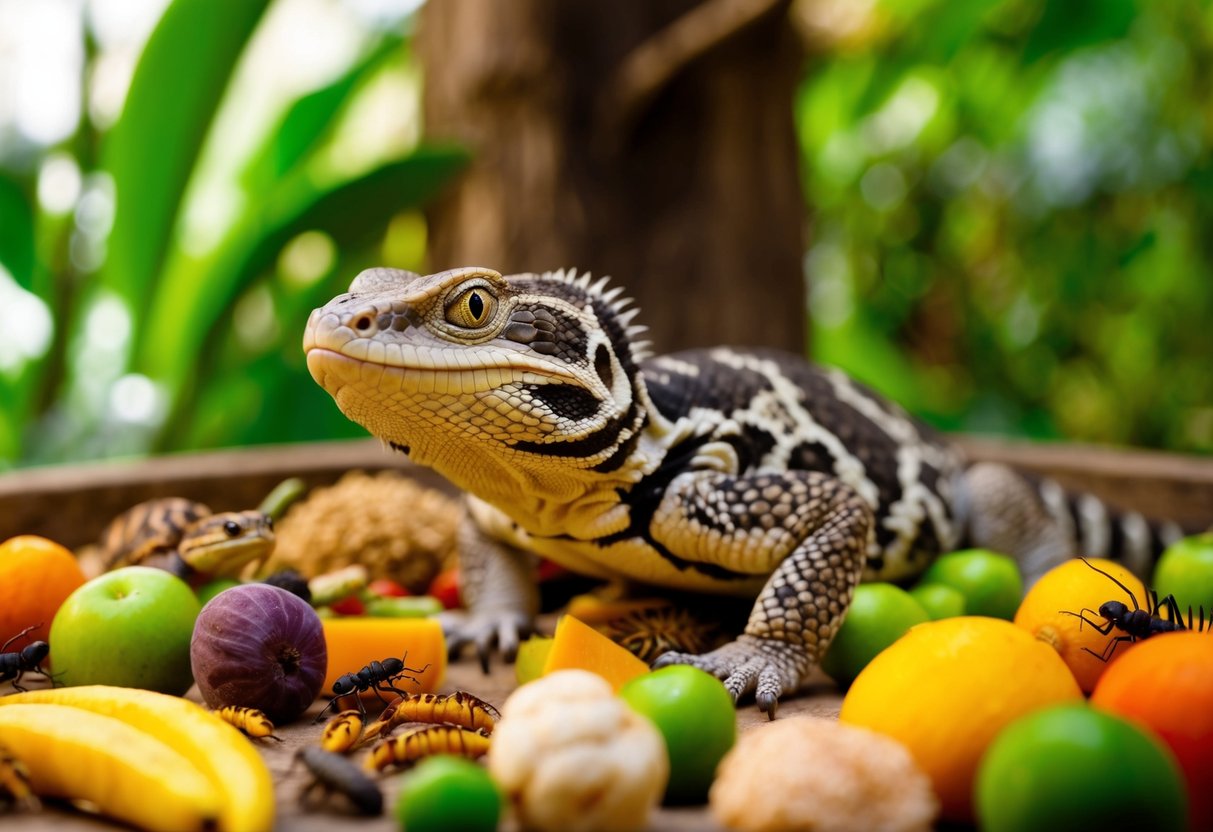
[2,643,844,831]
[1,436,1210,549]
[0,436,1209,829]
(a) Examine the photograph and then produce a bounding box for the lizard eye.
[445,287,497,329]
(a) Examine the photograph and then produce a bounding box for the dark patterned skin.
[305,267,1183,717]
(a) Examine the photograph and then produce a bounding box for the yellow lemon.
[839,616,1081,822]
[1013,558,1147,693]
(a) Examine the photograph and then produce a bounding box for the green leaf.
[1023,0,1138,62]
[244,36,403,190]
[0,175,34,288]
[100,0,271,318]
[136,144,469,388]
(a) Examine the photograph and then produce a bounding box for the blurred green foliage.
[0,0,466,470]
[797,0,1213,452]
[2,0,1209,472]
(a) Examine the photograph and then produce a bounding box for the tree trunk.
[418,0,806,355]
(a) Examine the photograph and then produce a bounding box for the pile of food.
[264,470,462,595]
[2,487,1213,832]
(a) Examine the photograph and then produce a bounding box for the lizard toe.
[654,634,809,715]
[438,610,536,672]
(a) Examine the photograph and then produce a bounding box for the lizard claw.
[653,634,811,720]
[437,610,537,673]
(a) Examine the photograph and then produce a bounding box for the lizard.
[90,497,275,584]
[303,265,1185,717]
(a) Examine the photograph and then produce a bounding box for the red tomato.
[427,567,462,609]
[368,578,410,598]
[536,559,569,582]
[329,595,366,616]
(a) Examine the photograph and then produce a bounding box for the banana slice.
[0,685,275,832]
[0,704,220,832]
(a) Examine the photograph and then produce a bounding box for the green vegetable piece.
[822,582,930,686]
[514,636,554,686]
[908,582,966,620]
[395,755,501,832]
[621,665,737,805]
[363,596,443,618]
[976,703,1187,832]
[1153,532,1213,619]
[917,549,1023,620]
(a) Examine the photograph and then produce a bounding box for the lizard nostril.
[354,316,373,331]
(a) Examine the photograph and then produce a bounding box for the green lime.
[195,578,241,607]
[514,635,553,685]
[908,582,966,620]
[620,665,736,804]
[918,549,1023,619]
[1154,533,1213,620]
[976,702,1187,832]
[394,755,501,832]
[821,582,929,686]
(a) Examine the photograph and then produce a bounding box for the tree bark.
[418,0,806,355]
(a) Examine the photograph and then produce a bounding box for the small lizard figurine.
[304,266,1183,717]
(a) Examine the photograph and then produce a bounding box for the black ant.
[1061,559,1210,662]
[0,626,55,693]
[313,655,430,723]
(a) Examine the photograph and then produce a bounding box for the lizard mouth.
[305,346,584,395]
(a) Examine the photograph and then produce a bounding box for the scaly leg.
[651,470,872,718]
[441,499,540,671]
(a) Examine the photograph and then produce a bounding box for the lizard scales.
[305,266,1181,716]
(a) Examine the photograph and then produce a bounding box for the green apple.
[50,566,200,695]
[621,665,736,804]
[1154,533,1213,620]
[918,548,1023,620]
[822,582,930,686]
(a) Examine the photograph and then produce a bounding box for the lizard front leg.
[650,470,872,718]
[441,500,540,671]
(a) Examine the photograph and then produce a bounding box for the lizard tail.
[1029,474,1187,579]
[954,461,1190,583]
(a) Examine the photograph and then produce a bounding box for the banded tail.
[955,462,1192,583]
[1032,475,1187,579]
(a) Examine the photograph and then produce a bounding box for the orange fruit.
[1092,631,1213,831]
[0,535,87,648]
[839,616,1082,822]
[1013,558,1148,693]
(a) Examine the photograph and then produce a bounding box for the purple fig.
[191,583,327,724]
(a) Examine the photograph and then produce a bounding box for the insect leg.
[1079,558,1142,612]
[0,626,38,654]
[1060,608,1117,635]
[1082,634,1136,663]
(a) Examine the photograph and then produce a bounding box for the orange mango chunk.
[542,614,650,691]
[321,616,446,696]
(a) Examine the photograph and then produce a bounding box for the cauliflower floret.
[488,670,668,832]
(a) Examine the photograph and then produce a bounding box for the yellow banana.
[0,685,274,832]
[0,704,220,832]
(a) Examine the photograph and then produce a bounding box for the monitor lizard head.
[304,266,654,504]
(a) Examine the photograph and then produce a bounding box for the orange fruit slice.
[839,616,1082,822]
[1013,558,1147,693]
